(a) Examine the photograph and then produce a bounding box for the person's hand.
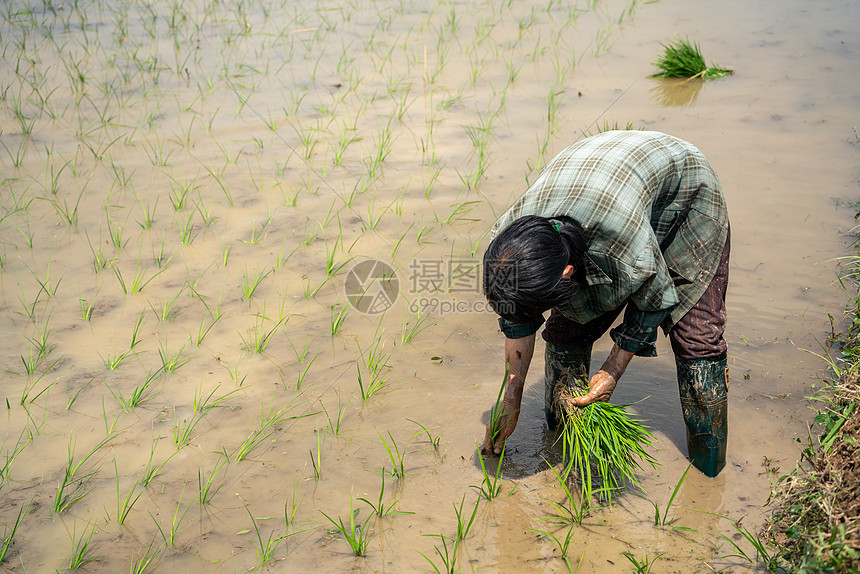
[569,370,618,407]
[482,395,520,455]
[569,344,633,408]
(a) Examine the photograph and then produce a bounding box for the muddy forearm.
[597,343,634,382]
[504,334,536,404]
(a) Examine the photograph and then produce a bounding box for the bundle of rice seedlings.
[553,381,659,503]
[650,38,733,79]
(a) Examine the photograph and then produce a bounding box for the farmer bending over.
[481,130,730,477]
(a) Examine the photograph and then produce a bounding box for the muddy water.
[0,0,858,571]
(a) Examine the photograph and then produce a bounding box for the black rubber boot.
[544,342,592,430]
[675,354,728,477]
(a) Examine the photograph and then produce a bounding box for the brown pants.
[542,229,730,360]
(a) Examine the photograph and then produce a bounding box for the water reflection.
[650,77,705,107]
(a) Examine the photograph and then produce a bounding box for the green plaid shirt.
[491,130,729,356]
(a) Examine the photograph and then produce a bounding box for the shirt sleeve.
[609,305,674,357]
[498,315,545,339]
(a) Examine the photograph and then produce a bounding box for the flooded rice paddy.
[1,0,859,571]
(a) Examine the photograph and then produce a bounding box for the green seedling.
[173,411,206,449]
[67,520,101,569]
[18,315,57,376]
[222,355,248,386]
[296,354,317,390]
[453,493,480,540]
[86,233,113,272]
[0,429,32,488]
[240,312,286,355]
[152,232,176,268]
[129,311,147,350]
[167,175,195,210]
[487,365,516,444]
[320,492,375,556]
[713,514,781,571]
[330,304,349,336]
[401,305,435,344]
[78,287,98,321]
[193,382,239,415]
[390,223,414,259]
[653,463,693,528]
[530,524,577,572]
[245,504,285,568]
[407,419,442,453]
[66,377,94,410]
[198,455,227,505]
[101,398,122,435]
[237,392,309,460]
[1,495,33,564]
[26,258,62,298]
[15,217,36,249]
[176,210,199,245]
[377,429,421,479]
[141,437,177,487]
[16,280,43,320]
[356,324,393,401]
[151,482,192,548]
[136,197,158,229]
[621,550,664,574]
[1,135,29,168]
[242,212,273,245]
[195,199,218,229]
[128,537,161,574]
[100,349,134,371]
[310,430,326,480]
[359,468,412,518]
[114,458,144,524]
[105,210,128,250]
[112,245,167,294]
[284,477,303,526]
[423,163,445,198]
[472,443,505,500]
[302,275,330,299]
[191,314,219,347]
[651,38,733,79]
[232,413,281,462]
[446,200,480,225]
[105,367,161,410]
[419,533,459,574]
[240,264,272,298]
[539,458,603,526]
[149,286,184,321]
[18,357,61,404]
[286,336,313,363]
[55,433,119,514]
[321,392,346,435]
[158,340,192,373]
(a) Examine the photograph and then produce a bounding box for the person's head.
[483,215,587,323]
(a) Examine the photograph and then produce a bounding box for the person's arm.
[569,302,671,407]
[569,343,634,407]
[482,333,535,455]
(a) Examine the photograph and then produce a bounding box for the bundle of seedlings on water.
[650,39,733,79]
[553,380,659,503]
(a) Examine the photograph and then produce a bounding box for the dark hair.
[483,215,587,323]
